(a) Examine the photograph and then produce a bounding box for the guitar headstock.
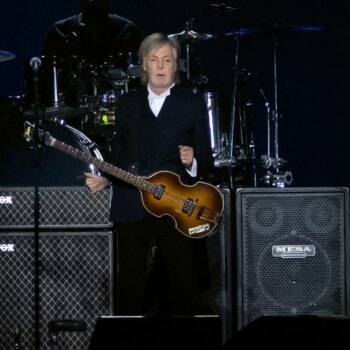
[23,121,54,147]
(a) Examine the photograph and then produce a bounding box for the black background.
[0,0,349,188]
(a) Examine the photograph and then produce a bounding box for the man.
[37,0,143,108]
[85,33,214,315]
[41,0,143,60]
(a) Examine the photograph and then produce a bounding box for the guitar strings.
[157,190,219,223]
[54,140,220,223]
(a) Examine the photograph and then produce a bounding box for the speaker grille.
[205,187,232,342]
[236,187,350,329]
[0,231,113,350]
[0,187,112,228]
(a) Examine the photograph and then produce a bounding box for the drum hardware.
[127,64,142,79]
[24,105,91,121]
[261,170,293,187]
[36,55,71,108]
[224,29,265,174]
[52,57,60,107]
[103,66,127,81]
[257,24,324,187]
[250,23,324,35]
[209,2,239,12]
[169,21,212,83]
[235,23,323,187]
[94,108,116,126]
[224,33,240,183]
[99,90,117,108]
[206,91,221,157]
[0,49,15,63]
[168,20,213,42]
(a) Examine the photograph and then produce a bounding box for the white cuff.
[186,157,198,177]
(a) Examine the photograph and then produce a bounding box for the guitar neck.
[49,137,155,193]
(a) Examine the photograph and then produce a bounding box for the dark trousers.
[114,212,212,316]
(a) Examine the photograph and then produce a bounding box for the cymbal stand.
[52,58,59,108]
[185,43,191,81]
[183,20,194,83]
[260,32,292,187]
[228,35,239,163]
[214,34,239,176]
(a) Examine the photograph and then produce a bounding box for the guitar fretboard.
[49,137,156,193]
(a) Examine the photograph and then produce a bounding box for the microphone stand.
[32,61,43,350]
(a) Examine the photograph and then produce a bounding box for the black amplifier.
[0,187,112,228]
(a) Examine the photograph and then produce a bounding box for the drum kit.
[0,21,322,187]
[168,21,322,187]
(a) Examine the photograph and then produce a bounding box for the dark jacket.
[109,86,214,223]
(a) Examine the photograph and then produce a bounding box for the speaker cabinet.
[0,187,112,228]
[235,187,350,330]
[205,186,233,342]
[0,231,113,350]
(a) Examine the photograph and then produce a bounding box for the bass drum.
[0,118,103,187]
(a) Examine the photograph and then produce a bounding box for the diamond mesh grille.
[205,188,231,316]
[0,231,113,350]
[238,189,348,327]
[0,187,112,228]
[203,187,232,342]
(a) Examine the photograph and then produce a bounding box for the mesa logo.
[0,244,15,252]
[272,245,315,258]
[0,196,13,204]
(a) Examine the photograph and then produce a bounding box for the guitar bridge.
[182,198,197,216]
[153,185,165,200]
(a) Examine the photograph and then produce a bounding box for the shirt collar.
[147,83,175,99]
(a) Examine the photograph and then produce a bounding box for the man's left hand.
[178,145,194,169]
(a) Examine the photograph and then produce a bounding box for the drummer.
[37,0,144,107]
[41,0,143,60]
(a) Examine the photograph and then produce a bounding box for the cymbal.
[220,24,323,41]
[24,106,91,120]
[224,28,259,37]
[209,2,238,12]
[0,50,15,63]
[189,28,257,44]
[168,30,213,42]
[259,23,323,34]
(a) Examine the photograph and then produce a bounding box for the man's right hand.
[84,172,110,193]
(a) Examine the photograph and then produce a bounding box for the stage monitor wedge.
[88,315,222,350]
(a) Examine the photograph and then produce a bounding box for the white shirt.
[147,83,174,117]
[146,83,198,177]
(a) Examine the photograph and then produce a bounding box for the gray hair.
[138,33,181,85]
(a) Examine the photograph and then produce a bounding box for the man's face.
[143,43,177,95]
